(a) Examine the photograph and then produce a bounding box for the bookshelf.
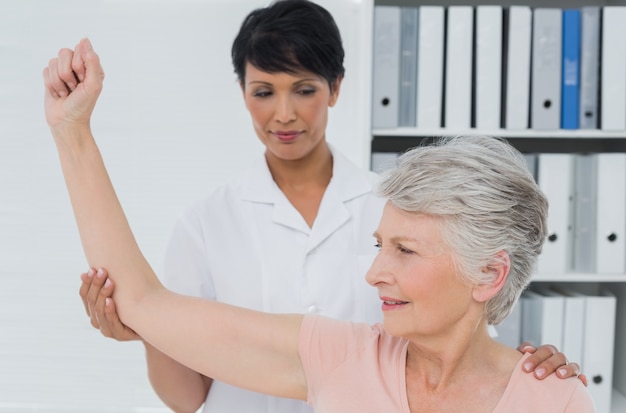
[369,1,626,412]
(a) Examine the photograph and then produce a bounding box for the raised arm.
[43,38,306,400]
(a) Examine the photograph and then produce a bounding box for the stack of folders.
[514,286,617,413]
[528,152,626,276]
[371,5,626,131]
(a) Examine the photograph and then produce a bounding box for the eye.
[296,87,316,96]
[253,90,272,98]
[374,242,382,250]
[397,244,414,255]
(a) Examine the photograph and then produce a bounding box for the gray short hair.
[377,136,548,325]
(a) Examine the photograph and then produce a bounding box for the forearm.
[53,127,159,321]
[145,341,212,413]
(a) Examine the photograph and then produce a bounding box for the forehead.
[378,203,442,239]
[244,62,324,84]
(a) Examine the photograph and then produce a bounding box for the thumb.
[78,38,105,96]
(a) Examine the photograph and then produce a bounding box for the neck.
[266,142,333,191]
[405,318,513,391]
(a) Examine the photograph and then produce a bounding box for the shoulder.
[497,354,595,412]
[299,317,405,367]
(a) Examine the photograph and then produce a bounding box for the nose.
[274,94,296,124]
[365,252,392,287]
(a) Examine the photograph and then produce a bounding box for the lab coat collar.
[238,144,377,244]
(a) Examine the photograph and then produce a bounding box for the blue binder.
[561,9,581,129]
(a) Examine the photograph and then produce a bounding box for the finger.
[521,344,557,373]
[44,55,70,98]
[71,40,86,83]
[557,361,581,379]
[104,293,135,341]
[516,341,536,354]
[77,38,105,95]
[56,46,79,92]
[95,278,116,338]
[578,373,588,387]
[78,269,96,316]
[528,345,565,379]
[86,268,108,325]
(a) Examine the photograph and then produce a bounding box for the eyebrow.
[247,78,321,87]
[372,231,420,245]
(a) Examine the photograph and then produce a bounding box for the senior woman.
[44,38,593,412]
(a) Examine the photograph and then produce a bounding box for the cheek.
[245,100,269,126]
[301,99,328,125]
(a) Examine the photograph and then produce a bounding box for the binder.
[503,6,532,130]
[530,8,562,130]
[524,153,537,180]
[560,9,581,130]
[578,289,617,413]
[549,286,585,366]
[536,154,574,274]
[573,154,597,273]
[494,299,522,349]
[398,7,419,127]
[370,152,399,174]
[372,6,401,129]
[444,6,473,129]
[601,6,626,131]
[607,283,626,397]
[474,5,502,129]
[416,6,444,128]
[520,289,564,349]
[578,7,600,129]
[595,153,626,273]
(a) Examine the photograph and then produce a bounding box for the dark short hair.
[231,0,345,89]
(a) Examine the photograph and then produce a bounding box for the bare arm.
[80,270,212,412]
[44,38,307,400]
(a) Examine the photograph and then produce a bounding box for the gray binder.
[579,7,600,129]
[372,6,401,129]
[398,7,419,127]
[530,8,562,130]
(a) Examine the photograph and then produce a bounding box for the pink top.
[299,316,595,412]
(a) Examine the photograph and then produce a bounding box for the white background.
[0,0,372,410]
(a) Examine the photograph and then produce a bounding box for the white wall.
[0,0,373,410]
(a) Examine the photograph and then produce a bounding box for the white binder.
[416,6,444,128]
[578,7,600,129]
[608,283,626,397]
[550,287,585,366]
[503,6,532,130]
[530,8,562,130]
[521,289,564,349]
[595,153,626,273]
[494,299,522,349]
[601,7,626,131]
[474,5,502,130]
[536,154,575,275]
[444,6,473,129]
[579,289,617,413]
[372,6,401,129]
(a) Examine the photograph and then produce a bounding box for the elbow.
[111,271,165,332]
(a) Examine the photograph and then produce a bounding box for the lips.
[273,130,300,142]
[380,296,409,311]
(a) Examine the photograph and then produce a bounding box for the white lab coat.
[159,145,386,413]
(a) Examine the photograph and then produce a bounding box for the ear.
[472,250,510,303]
[328,75,343,107]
